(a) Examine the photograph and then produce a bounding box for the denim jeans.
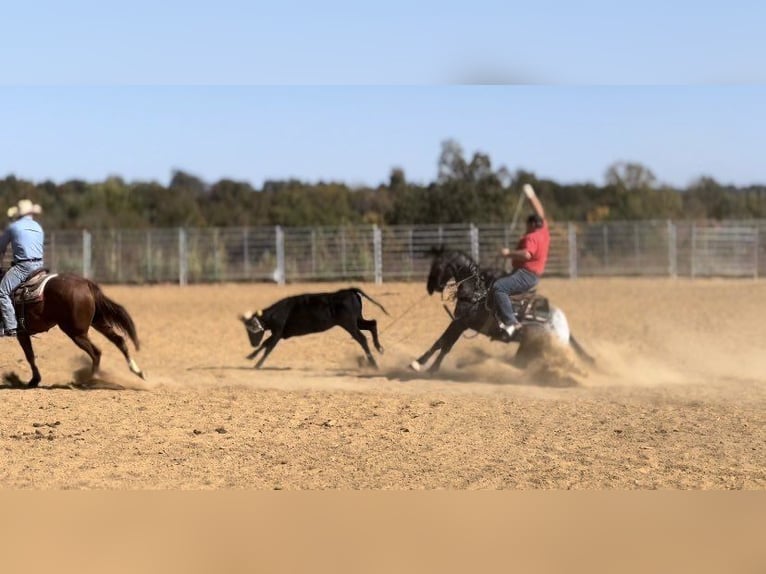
[490,268,539,326]
[0,261,43,331]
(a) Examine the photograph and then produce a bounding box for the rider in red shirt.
[512,216,550,276]
[491,184,549,338]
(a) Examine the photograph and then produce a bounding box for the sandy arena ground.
[0,278,763,489]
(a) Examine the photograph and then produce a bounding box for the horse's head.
[425,247,479,295]
[425,246,452,294]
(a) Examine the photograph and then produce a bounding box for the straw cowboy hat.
[7,199,42,219]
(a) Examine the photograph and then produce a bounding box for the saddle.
[13,269,58,305]
[512,291,551,323]
[485,287,551,323]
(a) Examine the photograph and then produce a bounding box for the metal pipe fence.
[9,220,764,285]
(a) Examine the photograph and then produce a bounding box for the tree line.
[2,140,765,230]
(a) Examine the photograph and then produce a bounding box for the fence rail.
[11,220,766,284]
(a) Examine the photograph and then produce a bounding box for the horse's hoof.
[377,346,385,354]
[27,379,40,389]
[128,359,145,379]
[409,360,422,372]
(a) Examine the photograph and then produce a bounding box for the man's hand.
[501,247,531,262]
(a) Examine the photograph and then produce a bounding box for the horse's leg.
[92,323,145,379]
[63,329,102,379]
[357,318,384,354]
[339,322,377,368]
[16,332,41,388]
[514,323,547,369]
[426,320,468,373]
[410,319,467,373]
[410,338,443,371]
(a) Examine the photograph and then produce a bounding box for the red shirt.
[513,222,550,276]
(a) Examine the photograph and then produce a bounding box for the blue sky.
[2,86,763,188]
[1,1,764,188]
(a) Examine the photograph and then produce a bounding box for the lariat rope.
[379,291,432,336]
[379,271,486,345]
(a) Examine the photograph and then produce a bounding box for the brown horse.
[8,271,144,388]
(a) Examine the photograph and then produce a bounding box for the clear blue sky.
[1,1,764,188]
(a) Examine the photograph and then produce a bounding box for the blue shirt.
[0,216,45,264]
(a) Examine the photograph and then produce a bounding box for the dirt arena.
[0,278,763,489]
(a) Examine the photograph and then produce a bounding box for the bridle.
[437,253,485,304]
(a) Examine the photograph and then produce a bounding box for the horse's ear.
[427,245,446,257]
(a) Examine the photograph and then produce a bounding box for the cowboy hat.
[7,199,42,219]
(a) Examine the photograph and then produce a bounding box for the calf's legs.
[357,318,384,353]
[248,334,282,369]
[339,322,378,368]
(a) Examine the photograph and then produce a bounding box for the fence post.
[568,222,578,279]
[275,226,285,285]
[754,227,759,279]
[146,230,153,282]
[212,228,220,281]
[243,228,249,279]
[116,230,123,283]
[311,229,317,276]
[667,220,677,278]
[469,224,480,262]
[341,227,347,277]
[691,223,696,279]
[373,224,382,284]
[82,230,92,279]
[178,228,188,286]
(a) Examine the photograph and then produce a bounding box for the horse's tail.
[569,334,595,365]
[88,281,140,351]
[352,288,389,316]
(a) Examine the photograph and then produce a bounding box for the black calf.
[240,288,388,369]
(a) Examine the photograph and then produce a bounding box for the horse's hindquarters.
[545,307,570,344]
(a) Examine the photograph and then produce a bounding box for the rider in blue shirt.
[0,199,45,337]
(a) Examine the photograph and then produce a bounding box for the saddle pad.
[13,273,59,305]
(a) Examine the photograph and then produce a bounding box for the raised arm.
[523,184,545,220]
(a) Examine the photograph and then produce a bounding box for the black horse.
[410,247,594,373]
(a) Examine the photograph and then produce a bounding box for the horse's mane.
[428,246,480,273]
[430,246,506,279]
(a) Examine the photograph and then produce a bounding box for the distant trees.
[604,161,657,191]
[1,143,763,230]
